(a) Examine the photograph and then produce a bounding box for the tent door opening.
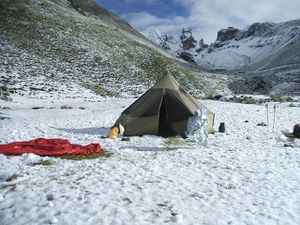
[158,99,175,137]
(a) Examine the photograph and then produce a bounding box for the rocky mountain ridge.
[148,19,300,95]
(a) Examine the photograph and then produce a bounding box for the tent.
[113,73,215,137]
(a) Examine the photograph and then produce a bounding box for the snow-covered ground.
[1,95,300,225]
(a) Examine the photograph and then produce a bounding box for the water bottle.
[218,122,225,133]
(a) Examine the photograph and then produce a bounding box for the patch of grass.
[140,54,171,80]
[157,203,168,207]
[191,71,230,97]
[82,83,119,97]
[54,150,112,160]
[171,212,178,217]
[0,183,16,191]
[0,116,10,120]
[30,159,54,166]
[60,105,73,109]
[164,138,187,146]
[270,95,295,102]
[283,132,299,142]
[5,174,18,182]
[219,95,297,105]
[224,96,260,104]
[28,151,111,162]
[0,86,13,101]
[69,0,132,30]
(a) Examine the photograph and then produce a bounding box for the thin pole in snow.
[273,104,277,132]
[266,103,269,132]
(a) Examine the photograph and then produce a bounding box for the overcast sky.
[96,0,300,43]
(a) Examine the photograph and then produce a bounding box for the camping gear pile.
[283,124,300,148]
[185,108,208,146]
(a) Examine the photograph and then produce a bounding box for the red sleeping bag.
[0,138,102,156]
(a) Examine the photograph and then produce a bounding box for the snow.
[1,95,300,225]
[196,50,251,70]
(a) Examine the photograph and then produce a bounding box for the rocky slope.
[0,0,229,101]
[198,20,300,71]
[149,19,300,95]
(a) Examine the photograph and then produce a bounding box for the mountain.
[149,20,300,71]
[0,0,229,101]
[197,20,300,71]
[148,19,300,95]
[147,28,204,65]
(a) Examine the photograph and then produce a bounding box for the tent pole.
[273,104,277,132]
[266,103,269,132]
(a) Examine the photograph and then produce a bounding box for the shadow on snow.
[118,146,191,151]
[52,126,110,136]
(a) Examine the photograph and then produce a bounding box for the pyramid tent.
[113,73,215,137]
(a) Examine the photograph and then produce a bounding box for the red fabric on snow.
[0,138,102,156]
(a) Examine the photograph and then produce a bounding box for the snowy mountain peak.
[147,18,300,95]
[215,21,299,43]
[199,19,300,70]
[179,27,196,49]
[149,19,300,68]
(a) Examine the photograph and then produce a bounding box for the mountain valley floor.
[0,94,300,225]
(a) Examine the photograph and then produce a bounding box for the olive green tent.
[113,73,215,137]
